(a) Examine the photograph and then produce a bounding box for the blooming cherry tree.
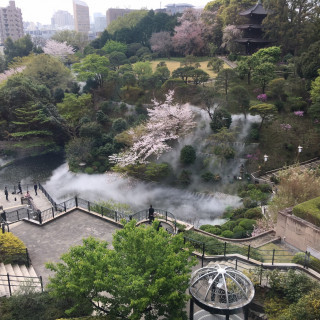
[0,66,26,83]
[43,40,75,61]
[110,91,196,166]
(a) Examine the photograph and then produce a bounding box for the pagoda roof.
[236,38,271,43]
[240,0,268,16]
[237,24,262,29]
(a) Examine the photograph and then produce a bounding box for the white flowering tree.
[0,66,26,83]
[43,40,75,61]
[110,90,196,166]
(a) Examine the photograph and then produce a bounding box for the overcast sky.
[7,0,209,25]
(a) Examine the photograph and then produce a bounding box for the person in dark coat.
[148,205,154,223]
[4,187,8,201]
[34,183,38,196]
[17,182,22,194]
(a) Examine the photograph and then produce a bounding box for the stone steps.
[194,310,243,319]
[0,262,42,296]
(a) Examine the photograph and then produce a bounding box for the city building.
[0,1,24,45]
[93,12,107,33]
[73,0,90,34]
[106,8,135,27]
[51,10,74,28]
[164,3,194,15]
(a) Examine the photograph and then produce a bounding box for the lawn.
[150,59,229,78]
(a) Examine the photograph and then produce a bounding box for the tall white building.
[0,1,24,45]
[51,10,74,28]
[73,0,90,34]
[93,13,106,33]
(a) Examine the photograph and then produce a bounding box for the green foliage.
[23,54,72,92]
[244,207,263,219]
[0,232,27,264]
[72,54,109,88]
[292,252,320,274]
[47,221,196,319]
[210,108,232,132]
[221,230,234,238]
[84,167,94,174]
[178,169,192,186]
[112,118,127,133]
[4,35,34,65]
[249,103,277,130]
[207,57,224,73]
[102,40,127,54]
[251,46,281,65]
[0,291,91,320]
[92,200,133,216]
[252,62,275,93]
[180,145,196,165]
[66,138,93,168]
[199,225,222,235]
[293,196,320,227]
[52,30,89,52]
[201,171,221,183]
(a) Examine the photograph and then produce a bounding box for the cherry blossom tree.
[172,9,206,55]
[110,90,196,166]
[43,40,75,61]
[0,66,26,83]
[150,31,172,58]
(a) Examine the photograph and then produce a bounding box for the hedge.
[292,252,320,274]
[0,233,27,264]
[293,197,320,227]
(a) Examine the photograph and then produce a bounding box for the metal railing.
[131,208,177,232]
[0,247,31,267]
[0,273,43,296]
[38,183,56,207]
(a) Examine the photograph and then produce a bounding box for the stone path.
[10,209,120,287]
[0,186,52,212]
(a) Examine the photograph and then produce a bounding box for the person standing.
[148,205,154,223]
[34,183,38,196]
[4,187,8,201]
[17,182,22,194]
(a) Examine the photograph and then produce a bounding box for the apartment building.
[73,0,90,34]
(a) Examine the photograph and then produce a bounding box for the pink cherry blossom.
[43,40,75,61]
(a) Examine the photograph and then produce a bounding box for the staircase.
[0,263,42,296]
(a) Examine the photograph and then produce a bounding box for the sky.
[5,0,210,25]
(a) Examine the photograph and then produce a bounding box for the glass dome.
[189,264,255,311]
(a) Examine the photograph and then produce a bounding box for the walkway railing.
[131,208,177,232]
[0,246,30,267]
[38,183,56,207]
[0,273,43,296]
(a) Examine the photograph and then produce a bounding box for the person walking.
[34,183,38,196]
[4,187,8,201]
[17,182,22,194]
[148,205,154,223]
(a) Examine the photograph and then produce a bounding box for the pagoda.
[236,0,271,54]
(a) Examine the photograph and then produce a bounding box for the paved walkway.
[10,209,121,287]
[0,186,52,212]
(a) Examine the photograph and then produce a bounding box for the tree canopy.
[46,220,196,319]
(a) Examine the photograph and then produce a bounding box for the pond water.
[0,154,239,226]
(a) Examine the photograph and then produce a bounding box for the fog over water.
[0,112,261,226]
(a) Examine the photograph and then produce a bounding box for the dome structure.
[189,264,255,316]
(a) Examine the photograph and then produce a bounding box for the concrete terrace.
[10,209,121,286]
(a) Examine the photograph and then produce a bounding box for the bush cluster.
[0,233,27,264]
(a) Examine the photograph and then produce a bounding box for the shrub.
[100,101,115,114]
[84,167,94,174]
[145,163,172,181]
[178,170,191,186]
[292,252,320,273]
[112,118,127,133]
[199,225,222,235]
[221,221,237,231]
[292,197,320,227]
[180,145,196,165]
[244,207,263,219]
[232,225,247,238]
[243,197,258,208]
[221,230,234,238]
[98,166,106,173]
[239,219,256,231]
[0,233,27,264]
[201,172,214,182]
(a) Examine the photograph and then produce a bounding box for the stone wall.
[276,207,320,254]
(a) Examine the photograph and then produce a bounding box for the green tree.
[216,68,236,99]
[57,93,93,131]
[132,61,152,81]
[207,57,224,73]
[23,54,72,92]
[229,85,250,117]
[47,220,196,319]
[4,35,34,65]
[210,108,232,132]
[249,103,277,130]
[311,69,320,103]
[102,40,127,54]
[72,54,109,88]
[251,46,281,65]
[180,145,196,165]
[252,62,275,93]
[108,51,128,70]
[189,69,210,85]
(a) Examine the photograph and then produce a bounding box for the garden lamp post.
[263,154,268,162]
[297,145,303,162]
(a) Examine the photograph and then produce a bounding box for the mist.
[44,163,241,226]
